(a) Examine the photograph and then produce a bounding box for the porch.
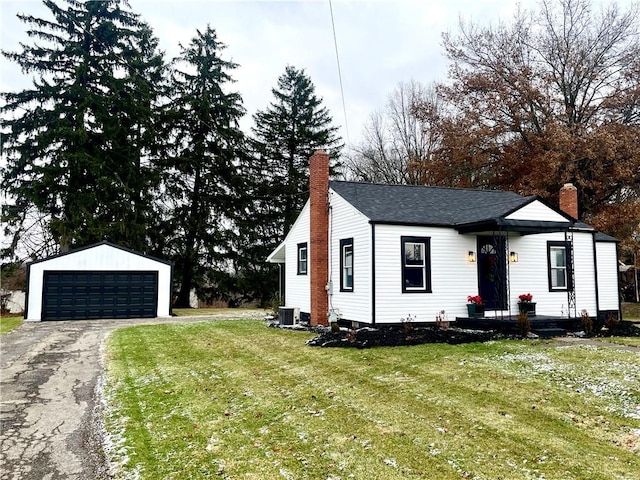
[454,314,582,337]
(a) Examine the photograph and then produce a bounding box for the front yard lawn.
[596,336,640,348]
[103,320,640,479]
[623,302,640,321]
[0,314,23,335]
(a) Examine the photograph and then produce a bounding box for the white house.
[267,151,620,327]
[25,241,173,321]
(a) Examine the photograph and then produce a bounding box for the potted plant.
[517,293,536,316]
[466,295,485,318]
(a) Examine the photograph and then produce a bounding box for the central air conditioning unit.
[278,307,300,325]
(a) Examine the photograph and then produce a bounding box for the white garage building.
[25,241,173,321]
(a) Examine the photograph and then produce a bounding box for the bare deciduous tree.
[413,0,640,253]
[344,80,442,184]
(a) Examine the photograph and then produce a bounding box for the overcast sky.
[0,0,626,147]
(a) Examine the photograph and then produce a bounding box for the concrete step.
[532,328,567,338]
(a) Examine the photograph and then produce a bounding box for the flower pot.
[467,303,485,318]
[518,302,536,317]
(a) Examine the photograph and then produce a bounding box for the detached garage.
[25,241,173,321]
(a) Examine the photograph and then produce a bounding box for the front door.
[477,236,507,311]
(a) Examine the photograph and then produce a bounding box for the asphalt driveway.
[0,314,261,480]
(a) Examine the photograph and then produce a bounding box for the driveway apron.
[1,321,112,480]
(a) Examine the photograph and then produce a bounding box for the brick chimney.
[559,183,578,219]
[309,150,329,327]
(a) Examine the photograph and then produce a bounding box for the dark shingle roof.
[329,181,535,226]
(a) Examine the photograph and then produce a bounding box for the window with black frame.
[401,236,431,293]
[340,238,353,291]
[297,242,307,275]
[547,241,572,291]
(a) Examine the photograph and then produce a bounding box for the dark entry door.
[42,271,158,320]
[477,236,507,310]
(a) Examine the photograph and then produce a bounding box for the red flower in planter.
[467,295,483,305]
[518,293,533,302]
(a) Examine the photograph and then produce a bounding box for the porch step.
[532,328,567,338]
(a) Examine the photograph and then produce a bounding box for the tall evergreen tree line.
[1,0,342,306]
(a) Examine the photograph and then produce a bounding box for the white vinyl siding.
[572,233,598,315]
[596,241,619,310]
[506,201,570,222]
[508,232,598,317]
[283,202,311,313]
[328,191,371,323]
[374,224,477,324]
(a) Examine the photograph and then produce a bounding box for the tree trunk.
[175,257,194,308]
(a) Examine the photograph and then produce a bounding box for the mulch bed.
[595,320,640,338]
[299,321,640,349]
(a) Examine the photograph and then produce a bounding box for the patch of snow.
[383,458,398,468]
[483,349,640,419]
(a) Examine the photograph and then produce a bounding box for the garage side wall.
[26,244,172,321]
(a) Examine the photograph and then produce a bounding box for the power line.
[328,0,350,146]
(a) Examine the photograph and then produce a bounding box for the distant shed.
[25,241,172,321]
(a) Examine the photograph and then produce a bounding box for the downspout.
[371,223,376,325]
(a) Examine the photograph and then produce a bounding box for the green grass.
[596,336,640,348]
[623,302,640,321]
[104,320,640,480]
[172,308,267,317]
[0,314,23,335]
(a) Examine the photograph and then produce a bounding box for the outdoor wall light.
[468,251,477,262]
[510,251,519,263]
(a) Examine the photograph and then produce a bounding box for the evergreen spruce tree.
[162,26,247,308]
[1,0,165,257]
[236,66,343,305]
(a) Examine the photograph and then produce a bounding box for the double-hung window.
[401,236,431,293]
[547,241,572,291]
[297,242,308,275]
[340,238,353,291]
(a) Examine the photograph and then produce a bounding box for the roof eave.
[456,218,574,234]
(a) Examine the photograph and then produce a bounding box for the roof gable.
[27,241,172,267]
[505,199,571,223]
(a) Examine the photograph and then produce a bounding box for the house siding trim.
[617,242,623,320]
[591,232,601,317]
[371,223,376,325]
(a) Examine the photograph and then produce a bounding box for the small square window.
[297,243,307,275]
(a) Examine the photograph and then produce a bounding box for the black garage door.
[42,271,158,320]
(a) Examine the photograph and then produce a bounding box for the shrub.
[435,310,449,330]
[581,309,593,336]
[605,312,620,329]
[516,312,530,337]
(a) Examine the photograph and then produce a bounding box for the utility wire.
[328,0,350,146]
